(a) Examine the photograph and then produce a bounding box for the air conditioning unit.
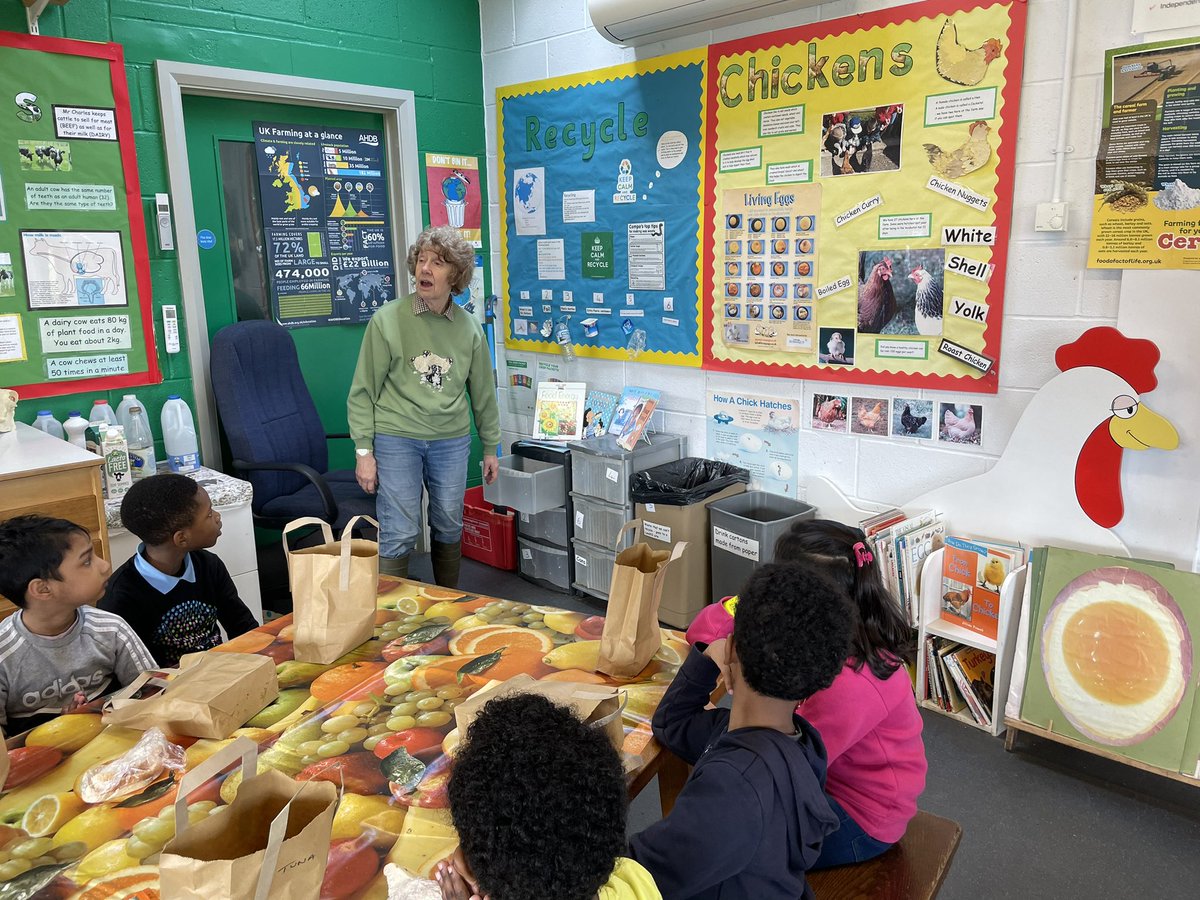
[589,0,824,46]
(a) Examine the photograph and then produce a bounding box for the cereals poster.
[498,50,707,366]
[703,0,1027,392]
[1087,37,1200,270]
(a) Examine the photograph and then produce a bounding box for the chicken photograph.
[820,105,903,176]
[908,264,944,336]
[818,327,855,365]
[940,403,982,445]
[811,394,848,432]
[858,249,945,335]
[893,399,932,439]
[827,331,846,361]
[935,17,1002,86]
[851,397,889,436]
[924,120,992,179]
[857,255,896,333]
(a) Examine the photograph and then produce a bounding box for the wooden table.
[0,577,689,898]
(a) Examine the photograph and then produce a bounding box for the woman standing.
[348,226,500,585]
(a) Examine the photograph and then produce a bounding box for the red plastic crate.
[461,485,518,571]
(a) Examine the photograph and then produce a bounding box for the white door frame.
[156,61,423,463]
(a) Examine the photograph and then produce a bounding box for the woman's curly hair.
[447,692,627,900]
[733,562,853,702]
[407,225,475,293]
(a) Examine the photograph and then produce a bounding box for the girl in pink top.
[687,519,927,868]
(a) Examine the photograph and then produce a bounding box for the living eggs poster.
[706,390,800,498]
[498,50,707,366]
[702,0,1027,393]
[1020,547,1200,774]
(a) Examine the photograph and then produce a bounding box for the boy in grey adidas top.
[0,516,155,732]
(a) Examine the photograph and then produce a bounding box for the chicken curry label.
[702,0,1027,393]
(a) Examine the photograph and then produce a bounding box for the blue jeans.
[811,796,894,870]
[373,433,471,559]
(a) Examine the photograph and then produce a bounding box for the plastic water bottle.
[126,406,157,480]
[554,316,577,361]
[115,394,144,434]
[32,410,65,439]
[161,395,200,473]
[63,412,89,449]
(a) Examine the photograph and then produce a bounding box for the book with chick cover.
[940,536,1018,641]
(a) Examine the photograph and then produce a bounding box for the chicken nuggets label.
[949,296,989,323]
[937,338,993,373]
[926,176,990,211]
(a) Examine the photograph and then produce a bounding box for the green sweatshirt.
[347,294,500,452]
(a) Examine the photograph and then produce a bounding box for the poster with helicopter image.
[707,390,800,498]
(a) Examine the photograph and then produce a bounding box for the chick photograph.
[820,104,903,176]
[857,248,946,335]
[818,326,855,365]
[892,398,933,439]
[939,402,984,445]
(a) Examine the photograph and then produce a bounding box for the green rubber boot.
[430,540,462,589]
[379,554,410,579]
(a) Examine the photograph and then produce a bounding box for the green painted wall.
[0,0,487,462]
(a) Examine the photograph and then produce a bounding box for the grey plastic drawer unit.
[484,455,567,514]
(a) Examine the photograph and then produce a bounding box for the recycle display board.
[495,0,1027,392]
[0,32,158,399]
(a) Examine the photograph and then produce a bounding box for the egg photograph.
[1020,553,1200,773]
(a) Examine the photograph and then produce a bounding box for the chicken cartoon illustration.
[924,121,991,179]
[935,18,1003,86]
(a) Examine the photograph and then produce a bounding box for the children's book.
[609,387,660,435]
[952,645,996,726]
[532,382,587,441]
[613,387,661,450]
[581,390,618,440]
[940,535,1021,640]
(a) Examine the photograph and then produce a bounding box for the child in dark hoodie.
[629,562,852,899]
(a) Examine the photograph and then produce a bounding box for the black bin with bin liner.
[630,459,749,628]
[708,491,816,603]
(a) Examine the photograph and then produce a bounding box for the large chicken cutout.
[908,327,1179,554]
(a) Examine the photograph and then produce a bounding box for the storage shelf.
[920,700,991,734]
[923,620,997,654]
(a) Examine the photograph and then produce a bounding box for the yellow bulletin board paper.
[703,0,1027,394]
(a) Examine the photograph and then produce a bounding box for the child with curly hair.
[435,692,661,900]
[687,519,927,868]
[629,563,850,899]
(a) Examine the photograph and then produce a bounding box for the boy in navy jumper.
[101,474,257,667]
[630,563,852,899]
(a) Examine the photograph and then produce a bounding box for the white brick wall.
[479,0,1198,568]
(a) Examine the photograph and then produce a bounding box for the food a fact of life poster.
[498,50,707,366]
[1088,37,1200,269]
[703,0,1026,393]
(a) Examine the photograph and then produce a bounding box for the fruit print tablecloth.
[0,577,688,899]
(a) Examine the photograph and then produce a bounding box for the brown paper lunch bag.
[283,515,380,664]
[160,737,337,900]
[597,520,687,678]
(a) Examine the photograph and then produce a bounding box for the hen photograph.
[892,398,934,439]
[857,249,947,335]
[851,396,891,436]
[939,402,984,445]
[811,393,849,432]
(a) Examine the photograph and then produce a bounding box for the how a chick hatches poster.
[702,0,1027,394]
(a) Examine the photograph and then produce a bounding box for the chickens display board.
[0,32,158,399]
[702,0,1027,393]
[498,50,707,366]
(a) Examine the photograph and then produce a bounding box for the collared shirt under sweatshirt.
[347,293,500,451]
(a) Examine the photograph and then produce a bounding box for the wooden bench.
[808,810,963,900]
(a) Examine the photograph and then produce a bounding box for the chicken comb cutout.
[1055,326,1161,394]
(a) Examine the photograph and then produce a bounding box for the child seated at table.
[0,515,156,732]
[101,473,258,667]
[435,692,662,900]
[628,562,851,899]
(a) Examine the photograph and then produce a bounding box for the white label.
[877,340,927,359]
[949,296,990,324]
[925,88,997,125]
[563,290,573,302]
[719,147,762,171]
[536,239,565,280]
[941,225,996,245]
[946,253,995,283]
[519,290,530,300]
[518,306,534,317]
[759,105,805,136]
[25,183,116,210]
[713,526,759,561]
[522,548,533,560]
[643,521,671,542]
[575,555,588,567]
[575,511,585,528]
[937,338,994,373]
[53,105,117,140]
[816,276,853,299]
[605,467,619,483]
[926,176,991,211]
[879,214,931,239]
[46,353,128,379]
[541,289,553,300]
[521,513,530,523]
[39,314,131,352]
[644,503,656,513]
[562,189,595,223]
[835,194,882,227]
[662,316,679,327]
[766,161,812,184]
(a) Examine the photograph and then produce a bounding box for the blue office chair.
[209,320,375,532]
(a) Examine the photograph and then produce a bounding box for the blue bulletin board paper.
[498,50,707,367]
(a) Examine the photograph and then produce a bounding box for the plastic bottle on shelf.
[63,412,89,449]
[161,395,200,473]
[115,394,145,434]
[32,410,65,439]
[126,406,157,480]
[554,316,577,361]
[91,399,118,426]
